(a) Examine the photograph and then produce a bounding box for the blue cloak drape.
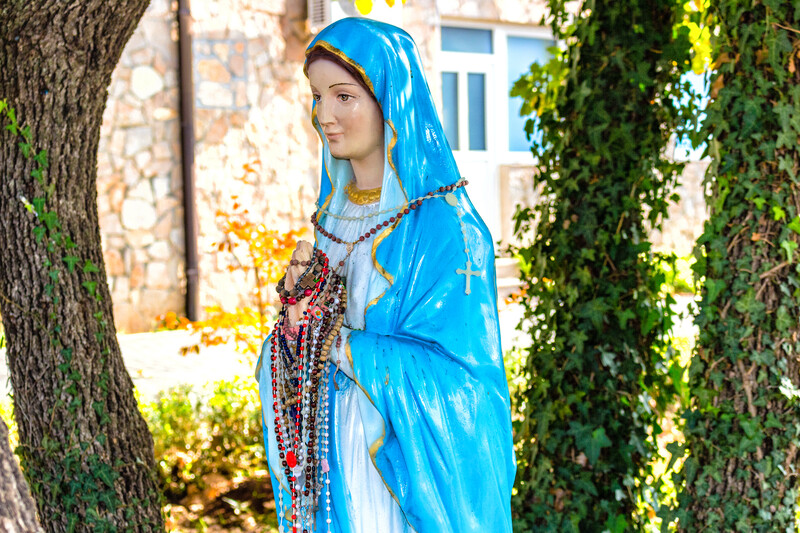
[257,17,516,533]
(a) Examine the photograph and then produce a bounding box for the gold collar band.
[344,180,382,205]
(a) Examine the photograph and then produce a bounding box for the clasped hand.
[284,240,314,325]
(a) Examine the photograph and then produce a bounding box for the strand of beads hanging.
[344,180,382,205]
[276,258,322,305]
[312,178,468,269]
[269,248,347,533]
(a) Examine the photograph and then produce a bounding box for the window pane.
[507,36,553,151]
[468,73,486,151]
[441,72,459,150]
[442,27,493,54]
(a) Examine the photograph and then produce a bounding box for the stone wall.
[98,0,184,333]
[99,0,318,332]
[189,0,318,313]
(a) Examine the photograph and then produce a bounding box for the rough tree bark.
[675,1,800,530]
[1,418,44,533]
[0,1,164,530]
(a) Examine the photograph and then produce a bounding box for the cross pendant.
[456,260,480,295]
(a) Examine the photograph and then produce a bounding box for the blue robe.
[256,17,516,533]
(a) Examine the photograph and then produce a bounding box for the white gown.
[323,198,411,533]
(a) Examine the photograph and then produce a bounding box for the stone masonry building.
[98,0,707,332]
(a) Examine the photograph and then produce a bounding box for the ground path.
[0,296,694,404]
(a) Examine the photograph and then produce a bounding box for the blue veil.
[258,17,515,533]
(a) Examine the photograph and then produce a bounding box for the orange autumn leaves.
[160,162,307,357]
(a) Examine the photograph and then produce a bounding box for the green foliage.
[508,1,696,530]
[667,1,800,530]
[1,100,160,529]
[138,379,278,530]
[6,380,275,530]
[0,399,15,450]
[657,255,699,295]
[141,378,264,501]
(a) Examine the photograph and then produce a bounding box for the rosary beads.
[270,249,346,533]
[312,178,468,270]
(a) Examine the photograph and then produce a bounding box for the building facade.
[98,0,706,332]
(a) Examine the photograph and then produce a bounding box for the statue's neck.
[350,146,385,191]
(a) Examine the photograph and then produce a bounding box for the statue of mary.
[256,17,516,533]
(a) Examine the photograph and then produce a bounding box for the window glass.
[507,36,553,151]
[468,73,486,151]
[442,27,493,54]
[441,72,459,150]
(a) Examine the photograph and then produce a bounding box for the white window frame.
[437,20,556,165]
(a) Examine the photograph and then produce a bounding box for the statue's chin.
[329,148,349,161]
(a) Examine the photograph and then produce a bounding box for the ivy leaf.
[779,377,800,403]
[18,142,31,158]
[772,205,786,221]
[775,306,792,332]
[40,211,59,231]
[734,289,765,317]
[752,196,767,210]
[32,197,45,214]
[788,216,800,235]
[604,514,628,533]
[600,350,620,376]
[705,278,726,305]
[640,308,660,335]
[581,299,610,329]
[33,149,49,168]
[781,239,798,262]
[615,308,636,329]
[82,260,99,275]
[81,280,97,297]
[31,167,43,183]
[33,226,46,243]
[63,255,80,273]
[568,329,588,352]
[570,423,612,465]
[60,348,73,361]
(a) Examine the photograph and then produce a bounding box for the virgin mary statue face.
[308,59,385,166]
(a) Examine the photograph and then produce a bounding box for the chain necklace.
[312,179,468,270]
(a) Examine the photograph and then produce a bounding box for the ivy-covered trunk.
[510,0,693,530]
[674,2,800,530]
[0,1,164,530]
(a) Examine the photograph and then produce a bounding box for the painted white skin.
[308,58,385,191]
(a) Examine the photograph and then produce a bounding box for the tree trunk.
[0,1,164,530]
[1,418,43,533]
[510,0,692,530]
[676,1,800,530]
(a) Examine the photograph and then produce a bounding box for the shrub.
[139,378,266,503]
